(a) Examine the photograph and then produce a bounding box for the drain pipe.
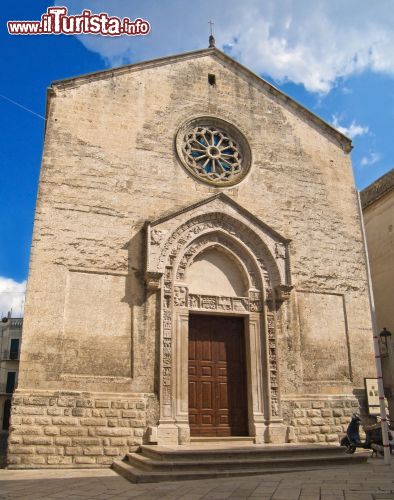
[357,191,391,465]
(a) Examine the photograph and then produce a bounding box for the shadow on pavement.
[0,433,8,469]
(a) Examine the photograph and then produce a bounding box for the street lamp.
[380,328,392,348]
[379,328,394,424]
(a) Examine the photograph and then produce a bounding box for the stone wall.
[8,48,376,464]
[18,48,374,397]
[282,397,362,444]
[8,392,155,468]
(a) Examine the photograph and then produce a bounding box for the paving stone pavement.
[0,459,394,499]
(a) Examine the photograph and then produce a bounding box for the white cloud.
[361,152,381,166]
[332,115,369,139]
[0,277,26,318]
[57,0,394,93]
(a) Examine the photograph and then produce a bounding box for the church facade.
[8,47,375,468]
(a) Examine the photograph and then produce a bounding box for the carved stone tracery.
[176,117,252,187]
[266,305,280,417]
[146,196,292,443]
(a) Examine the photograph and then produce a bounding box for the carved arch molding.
[145,194,292,445]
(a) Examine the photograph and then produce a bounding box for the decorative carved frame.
[175,116,252,187]
[145,194,292,444]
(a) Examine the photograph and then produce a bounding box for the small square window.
[208,74,216,86]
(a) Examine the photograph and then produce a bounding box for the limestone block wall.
[282,397,362,444]
[8,392,155,468]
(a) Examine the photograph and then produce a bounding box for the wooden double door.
[188,314,248,437]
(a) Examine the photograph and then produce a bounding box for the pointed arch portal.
[145,194,292,445]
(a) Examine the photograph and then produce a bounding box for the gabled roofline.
[51,47,213,88]
[47,46,352,153]
[149,192,291,244]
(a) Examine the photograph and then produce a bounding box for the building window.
[6,372,16,393]
[9,338,19,360]
[208,73,216,86]
[176,117,252,187]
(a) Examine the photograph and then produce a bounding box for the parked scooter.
[340,413,393,455]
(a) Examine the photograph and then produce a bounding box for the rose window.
[176,118,251,187]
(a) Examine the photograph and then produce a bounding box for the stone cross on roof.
[208,20,215,48]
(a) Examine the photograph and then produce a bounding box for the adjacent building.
[8,45,376,468]
[361,168,394,416]
[0,316,22,432]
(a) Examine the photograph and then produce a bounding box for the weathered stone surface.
[74,456,96,465]
[23,436,52,445]
[76,399,94,408]
[8,48,375,465]
[95,401,110,409]
[47,456,72,465]
[7,393,149,466]
[83,447,104,456]
[54,437,72,446]
[21,456,46,465]
[8,446,35,455]
[35,417,52,426]
[311,418,325,426]
[72,408,85,417]
[60,427,88,437]
[36,446,57,455]
[281,397,361,443]
[307,410,321,417]
[9,435,23,444]
[104,447,120,456]
[72,438,102,446]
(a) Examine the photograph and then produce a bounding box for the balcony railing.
[1,349,19,361]
[10,319,23,327]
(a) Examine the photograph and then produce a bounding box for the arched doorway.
[145,194,292,445]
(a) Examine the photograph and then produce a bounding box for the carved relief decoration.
[173,286,188,307]
[151,229,166,245]
[145,271,162,290]
[145,196,292,426]
[188,293,262,313]
[157,212,284,291]
[267,304,280,417]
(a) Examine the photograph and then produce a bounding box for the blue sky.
[1,0,393,315]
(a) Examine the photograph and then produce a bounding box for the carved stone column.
[246,312,266,443]
[174,308,190,444]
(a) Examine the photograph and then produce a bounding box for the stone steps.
[189,436,255,443]
[112,444,370,483]
[138,444,346,461]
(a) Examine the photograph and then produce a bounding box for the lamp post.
[380,328,392,348]
[380,328,394,421]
